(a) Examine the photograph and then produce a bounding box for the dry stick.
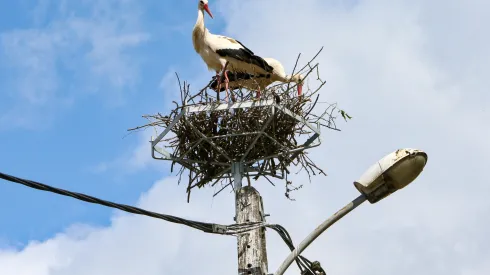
[287,52,302,93]
[213,181,232,197]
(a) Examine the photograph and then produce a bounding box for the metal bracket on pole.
[232,162,244,190]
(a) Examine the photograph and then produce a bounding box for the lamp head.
[354,148,428,203]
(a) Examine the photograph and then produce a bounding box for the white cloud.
[2,0,489,274]
[89,128,165,175]
[0,0,149,130]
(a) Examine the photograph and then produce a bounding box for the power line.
[0,171,260,235]
[0,171,323,274]
[267,224,326,275]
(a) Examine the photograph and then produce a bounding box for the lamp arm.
[274,194,367,275]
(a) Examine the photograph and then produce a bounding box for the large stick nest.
[129,48,352,201]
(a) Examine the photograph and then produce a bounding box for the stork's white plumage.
[209,57,305,99]
[192,0,273,102]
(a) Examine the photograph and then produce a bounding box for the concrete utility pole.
[233,162,268,275]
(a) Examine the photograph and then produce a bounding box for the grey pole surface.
[274,194,367,275]
[234,162,269,275]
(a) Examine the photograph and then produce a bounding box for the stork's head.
[198,0,213,19]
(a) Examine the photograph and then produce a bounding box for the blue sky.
[0,0,230,245]
[0,0,489,274]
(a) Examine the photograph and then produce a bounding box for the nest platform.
[130,49,349,200]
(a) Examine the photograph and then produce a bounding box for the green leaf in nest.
[340,109,352,122]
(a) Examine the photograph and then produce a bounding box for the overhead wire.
[266,224,326,275]
[0,171,325,274]
[0,171,259,235]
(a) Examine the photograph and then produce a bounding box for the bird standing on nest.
[209,57,305,101]
[192,0,273,103]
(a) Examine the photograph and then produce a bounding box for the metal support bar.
[150,98,324,191]
[274,195,367,275]
[284,133,320,166]
[272,103,321,136]
[151,110,185,146]
[186,99,275,113]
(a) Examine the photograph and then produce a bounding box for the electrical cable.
[266,224,326,275]
[0,171,326,274]
[0,171,260,235]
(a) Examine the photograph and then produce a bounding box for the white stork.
[192,0,273,102]
[209,57,305,100]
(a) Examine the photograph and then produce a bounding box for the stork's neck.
[192,9,206,53]
[194,9,206,35]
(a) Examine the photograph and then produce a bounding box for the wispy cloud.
[0,0,150,130]
[88,128,167,175]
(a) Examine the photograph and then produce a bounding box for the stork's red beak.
[204,4,213,18]
[297,84,303,97]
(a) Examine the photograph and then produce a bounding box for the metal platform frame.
[150,99,323,185]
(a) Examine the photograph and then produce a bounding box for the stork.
[192,0,273,102]
[209,57,305,100]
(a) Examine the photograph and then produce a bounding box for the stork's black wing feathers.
[215,39,274,73]
[234,39,255,56]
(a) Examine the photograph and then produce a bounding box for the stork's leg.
[218,61,228,102]
[255,86,261,101]
[224,70,236,102]
[212,72,220,133]
[215,72,222,102]
[219,61,231,103]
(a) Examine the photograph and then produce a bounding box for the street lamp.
[273,148,428,275]
[353,148,428,203]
